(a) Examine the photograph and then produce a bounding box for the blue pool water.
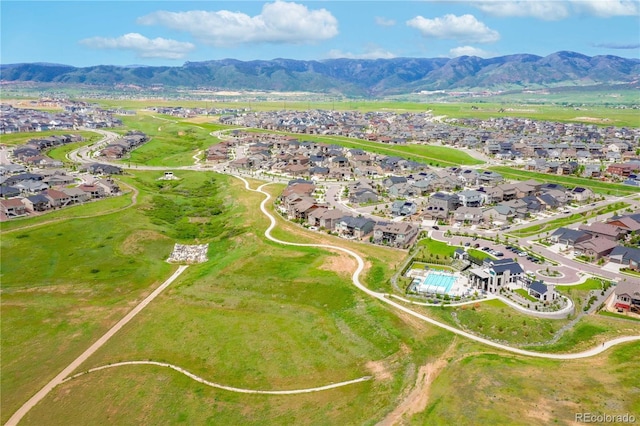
[412,272,457,295]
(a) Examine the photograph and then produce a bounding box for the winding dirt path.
[4,266,189,426]
[63,361,371,395]
[234,175,640,360]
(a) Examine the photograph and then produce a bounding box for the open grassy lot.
[509,202,630,237]
[88,98,640,127]
[556,279,611,313]
[415,339,640,425]
[9,172,455,425]
[489,166,640,196]
[418,299,570,346]
[112,115,221,167]
[236,128,482,167]
[0,170,238,423]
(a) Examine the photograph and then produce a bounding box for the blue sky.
[2,1,639,66]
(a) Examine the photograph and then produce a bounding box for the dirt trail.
[377,339,457,426]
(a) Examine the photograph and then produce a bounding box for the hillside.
[1,52,639,97]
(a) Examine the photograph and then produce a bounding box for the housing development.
[2,93,639,425]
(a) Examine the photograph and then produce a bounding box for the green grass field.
[85,98,640,128]
[235,128,483,167]
[509,202,630,237]
[416,339,640,425]
[109,115,224,167]
[489,166,640,195]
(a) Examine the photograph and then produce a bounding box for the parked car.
[432,225,440,230]
[464,242,471,247]
[495,252,504,257]
[473,243,480,248]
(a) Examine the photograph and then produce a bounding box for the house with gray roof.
[334,216,375,240]
[528,281,557,302]
[549,227,591,246]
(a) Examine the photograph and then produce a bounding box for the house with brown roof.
[373,222,418,248]
[573,237,618,260]
[79,184,106,199]
[43,189,71,208]
[0,198,27,218]
[578,223,626,241]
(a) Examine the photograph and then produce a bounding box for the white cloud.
[468,0,639,19]
[449,46,494,58]
[375,16,396,27]
[570,0,639,17]
[326,47,397,59]
[472,1,570,20]
[138,1,338,46]
[79,33,195,59]
[407,14,500,43]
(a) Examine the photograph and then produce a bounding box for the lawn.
[236,128,483,167]
[415,339,640,425]
[489,166,640,196]
[514,288,540,303]
[0,170,239,422]
[111,115,221,167]
[509,202,630,237]
[3,170,453,425]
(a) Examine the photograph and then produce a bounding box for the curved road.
[235,175,640,361]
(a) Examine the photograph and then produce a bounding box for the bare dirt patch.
[573,116,612,123]
[366,344,410,382]
[318,252,357,278]
[378,340,456,426]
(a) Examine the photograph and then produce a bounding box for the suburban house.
[43,189,71,208]
[307,208,344,230]
[607,214,640,233]
[62,187,91,204]
[0,198,28,218]
[453,206,484,225]
[609,246,640,270]
[528,281,558,302]
[334,216,375,240]
[578,223,626,241]
[457,190,487,207]
[424,192,459,220]
[573,237,618,260]
[548,228,592,247]
[391,201,417,217]
[613,282,640,313]
[468,258,525,293]
[570,187,595,202]
[372,222,419,248]
[22,194,51,212]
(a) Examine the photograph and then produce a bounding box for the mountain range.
[2,51,639,97]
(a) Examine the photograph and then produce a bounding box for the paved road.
[5,265,189,426]
[234,175,640,361]
[64,361,371,395]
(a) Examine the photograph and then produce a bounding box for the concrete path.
[5,265,189,426]
[63,361,371,395]
[235,175,640,362]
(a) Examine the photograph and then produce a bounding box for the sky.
[1,1,639,66]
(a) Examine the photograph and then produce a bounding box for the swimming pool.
[412,271,458,295]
